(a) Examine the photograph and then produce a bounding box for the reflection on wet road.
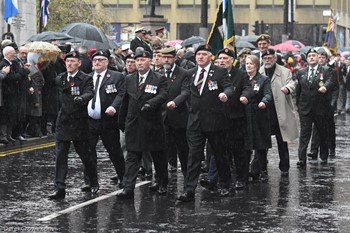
[1,114,350,232]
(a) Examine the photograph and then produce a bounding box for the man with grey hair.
[0,46,29,143]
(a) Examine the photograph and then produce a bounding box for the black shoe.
[149,183,159,192]
[145,170,153,179]
[16,136,27,141]
[116,190,134,199]
[48,189,65,200]
[110,175,119,181]
[297,160,306,168]
[329,149,336,159]
[157,187,167,195]
[0,139,10,145]
[118,182,124,189]
[177,191,195,202]
[219,188,230,197]
[138,167,146,176]
[7,137,16,142]
[91,186,99,194]
[81,185,91,192]
[199,179,217,190]
[320,159,328,165]
[235,181,245,190]
[307,153,318,160]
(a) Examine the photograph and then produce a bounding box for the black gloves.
[141,103,151,112]
[73,96,84,105]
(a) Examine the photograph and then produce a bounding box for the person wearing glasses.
[259,48,298,176]
[80,50,126,193]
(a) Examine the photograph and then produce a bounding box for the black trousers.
[165,126,189,176]
[250,149,268,176]
[298,114,329,162]
[272,125,290,172]
[226,117,250,183]
[185,130,231,192]
[84,118,125,185]
[123,150,168,192]
[310,114,336,155]
[54,140,97,190]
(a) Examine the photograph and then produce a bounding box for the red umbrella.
[270,43,300,52]
[165,40,183,47]
[283,40,305,48]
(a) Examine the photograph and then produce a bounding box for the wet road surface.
[1,114,350,232]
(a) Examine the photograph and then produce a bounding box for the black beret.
[256,34,271,43]
[91,50,109,60]
[306,48,318,56]
[134,51,152,59]
[160,47,176,56]
[195,44,212,55]
[261,48,276,57]
[217,48,235,58]
[125,53,135,60]
[64,51,80,60]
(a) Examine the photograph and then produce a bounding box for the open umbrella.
[270,43,300,52]
[27,31,73,42]
[25,41,61,62]
[165,40,183,47]
[283,40,305,48]
[182,36,206,47]
[236,40,256,49]
[59,23,114,50]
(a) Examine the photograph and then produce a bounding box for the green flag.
[207,0,236,57]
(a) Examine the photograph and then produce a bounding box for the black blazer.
[90,69,125,127]
[295,65,337,116]
[163,65,190,129]
[119,69,168,151]
[130,37,147,53]
[187,64,233,132]
[224,67,252,119]
[55,70,94,141]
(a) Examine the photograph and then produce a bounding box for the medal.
[319,74,324,87]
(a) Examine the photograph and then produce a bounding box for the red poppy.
[70,82,75,87]
[106,73,111,78]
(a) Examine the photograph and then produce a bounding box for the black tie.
[68,76,73,82]
[91,74,101,109]
[166,69,172,79]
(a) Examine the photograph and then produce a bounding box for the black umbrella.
[236,40,256,49]
[59,23,114,50]
[182,36,206,47]
[27,31,73,42]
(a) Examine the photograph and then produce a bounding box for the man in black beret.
[177,44,233,202]
[79,50,126,192]
[49,50,98,199]
[295,48,337,168]
[117,49,168,199]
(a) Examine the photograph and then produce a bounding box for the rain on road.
[1,114,350,232]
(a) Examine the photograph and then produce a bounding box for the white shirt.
[67,71,79,81]
[88,69,107,119]
[194,63,211,95]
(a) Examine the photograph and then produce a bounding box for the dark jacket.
[27,71,44,117]
[187,64,233,132]
[162,65,190,129]
[119,69,168,151]
[295,65,337,116]
[245,72,272,150]
[224,67,252,119]
[89,69,125,129]
[55,70,94,141]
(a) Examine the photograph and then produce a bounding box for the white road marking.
[37,181,151,222]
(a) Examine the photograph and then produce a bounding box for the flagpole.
[7,24,11,33]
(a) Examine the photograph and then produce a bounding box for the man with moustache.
[259,48,299,175]
[177,44,233,202]
[159,47,189,178]
[117,51,168,199]
[295,48,337,168]
[80,50,125,192]
[49,51,98,199]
